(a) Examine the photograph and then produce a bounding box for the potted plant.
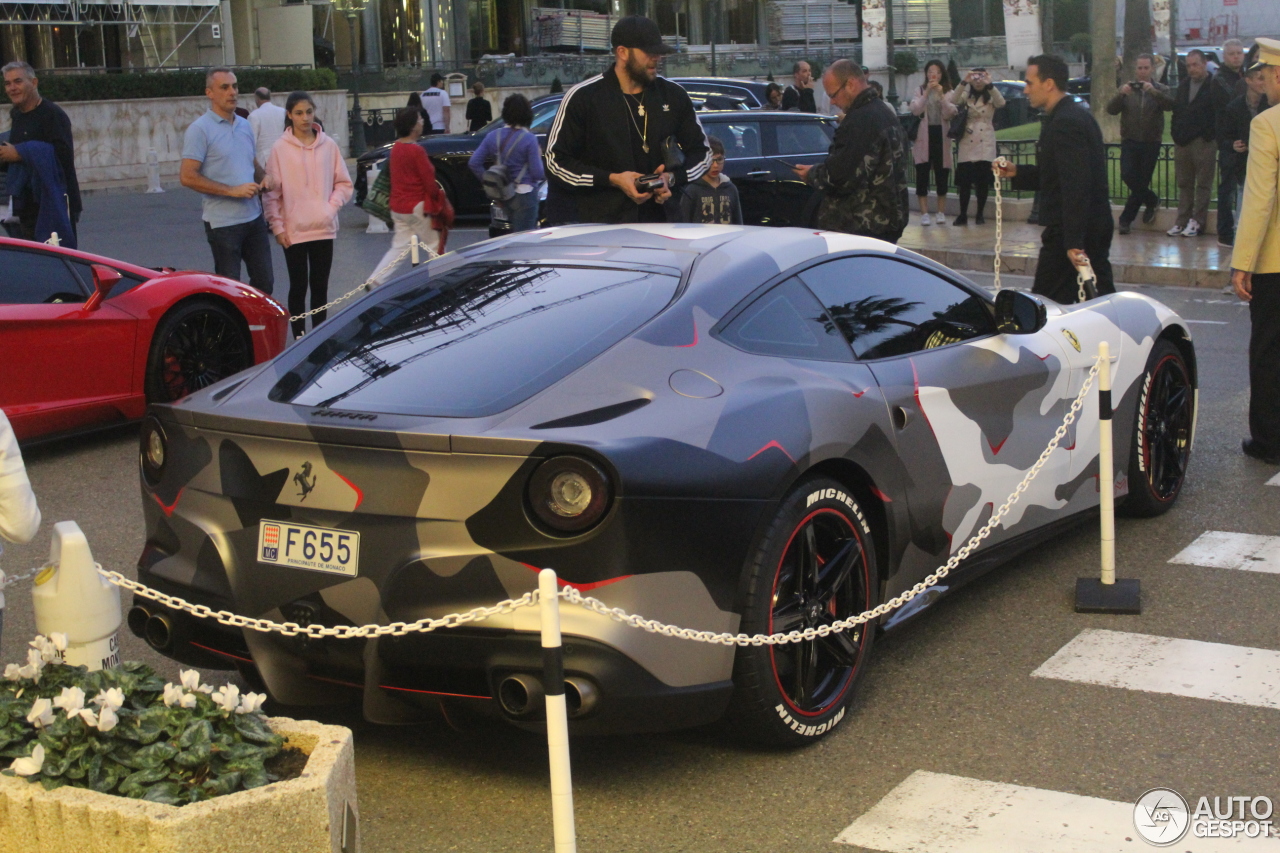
[0,634,359,853]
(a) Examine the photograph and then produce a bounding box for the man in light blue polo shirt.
[180,67,274,292]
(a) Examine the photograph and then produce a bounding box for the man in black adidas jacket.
[545,16,712,225]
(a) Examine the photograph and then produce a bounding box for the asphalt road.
[3,191,1276,852]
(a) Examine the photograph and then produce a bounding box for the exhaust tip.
[564,677,599,719]
[144,613,173,651]
[498,673,544,718]
[127,606,152,638]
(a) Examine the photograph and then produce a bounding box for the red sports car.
[0,237,289,442]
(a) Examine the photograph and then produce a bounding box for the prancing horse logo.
[1061,329,1082,352]
[294,462,317,501]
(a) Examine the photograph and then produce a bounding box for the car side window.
[774,121,833,156]
[530,103,559,133]
[717,277,853,362]
[66,261,146,299]
[0,248,90,305]
[798,256,995,360]
[707,121,761,159]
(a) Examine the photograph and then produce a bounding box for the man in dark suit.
[994,54,1114,304]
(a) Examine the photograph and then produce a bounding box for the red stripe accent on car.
[151,488,183,517]
[188,641,254,664]
[870,486,893,503]
[988,435,1008,455]
[379,684,492,700]
[333,471,364,510]
[747,440,795,463]
[521,563,632,592]
[676,323,699,347]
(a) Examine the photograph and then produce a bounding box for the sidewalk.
[900,204,1233,289]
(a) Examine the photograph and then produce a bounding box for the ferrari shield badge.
[1062,329,1082,352]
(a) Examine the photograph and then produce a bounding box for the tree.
[1121,0,1152,80]
[1090,0,1120,142]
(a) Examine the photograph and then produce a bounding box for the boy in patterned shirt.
[677,136,742,224]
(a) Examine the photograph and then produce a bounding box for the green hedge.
[38,68,338,103]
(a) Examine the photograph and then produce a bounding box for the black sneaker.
[1242,438,1280,465]
[1118,220,1132,235]
[1142,199,1158,224]
[954,212,968,226]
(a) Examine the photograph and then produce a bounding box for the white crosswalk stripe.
[1169,531,1280,574]
[834,771,1280,852]
[1268,471,1280,487]
[1031,629,1280,710]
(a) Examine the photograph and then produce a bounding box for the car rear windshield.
[271,263,680,418]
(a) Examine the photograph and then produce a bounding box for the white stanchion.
[1075,341,1141,613]
[145,148,165,194]
[33,521,122,670]
[44,232,60,247]
[539,569,577,853]
[410,234,420,266]
[364,164,390,233]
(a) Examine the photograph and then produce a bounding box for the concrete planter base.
[0,716,358,853]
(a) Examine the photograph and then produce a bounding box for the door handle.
[892,406,912,430]
[744,170,772,179]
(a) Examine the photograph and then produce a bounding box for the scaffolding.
[0,0,222,70]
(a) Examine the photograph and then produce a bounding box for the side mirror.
[995,289,1047,335]
[84,264,122,312]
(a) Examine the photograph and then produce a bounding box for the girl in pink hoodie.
[264,91,353,338]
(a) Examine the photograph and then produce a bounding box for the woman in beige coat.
[949,68,1005,225]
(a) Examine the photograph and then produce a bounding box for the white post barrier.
[539,569,577,853]
[410,235,421,267]
[364,164,390,234]
[145,148,165,194]
[44,232,60,247]
[33,521,122,669]
[1075,342,1141,613]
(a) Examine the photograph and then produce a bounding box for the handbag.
[362,166,394,226]
[947,103,969,140]
[900,113,922,144]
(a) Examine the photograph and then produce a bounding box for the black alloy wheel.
[145,300,252,403]
[729,476,877,745]
[1123,339,1194,516]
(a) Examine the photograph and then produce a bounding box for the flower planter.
[0,717,358,853]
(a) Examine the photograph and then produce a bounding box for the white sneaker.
[1181,218,1201,237]
[935,211,947,225]
[1166,223,1183,236]
[921,213,933,226]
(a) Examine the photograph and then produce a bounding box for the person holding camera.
[545,15,711,225]
[1105,54,1173,234]
[949,68,1004,226]
[909,60,957,225]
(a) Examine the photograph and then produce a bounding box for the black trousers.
[1119,139,1161,225]
[283,239,334,337]
[1217,143,1241,241]
[916,125,950,198]
[1032,220,1116,304]
[1250,273,1280,452]
[955,161,993,217]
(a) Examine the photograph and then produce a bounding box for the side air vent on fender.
[531,398,652,430]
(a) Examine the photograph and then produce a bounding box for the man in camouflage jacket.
[794,60,910,243]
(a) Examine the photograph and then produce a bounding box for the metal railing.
[902,137,1216,211]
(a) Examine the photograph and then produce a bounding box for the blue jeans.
[204,214,275,293]
[1217,143,1240,241]
[507,191,540,233]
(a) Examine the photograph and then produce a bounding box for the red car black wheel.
[146,300,252,403]
[1124,340,1193,517]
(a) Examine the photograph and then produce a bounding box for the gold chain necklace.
[622,90,650,154]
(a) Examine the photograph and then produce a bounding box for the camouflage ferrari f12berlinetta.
[132,224,1196,745]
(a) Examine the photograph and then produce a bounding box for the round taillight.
[527,456,612,534]
[140,418,168,485]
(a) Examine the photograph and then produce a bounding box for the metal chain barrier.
[992,156,1093,304]
[0,566,44,590]
[561,358,1102,646]
[23,358,1100,648]
[286,238,438,323]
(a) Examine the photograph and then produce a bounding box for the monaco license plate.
[258,521,360,577]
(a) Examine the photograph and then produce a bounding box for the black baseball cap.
[611,16,674,55]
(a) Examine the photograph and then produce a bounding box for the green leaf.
[121,766,170,792]
[178,720,213,749]
[174,741,212,769]
[129,741,178,769]
[240,764,269,789]
[232,714,281,745]
[141,782,183,805]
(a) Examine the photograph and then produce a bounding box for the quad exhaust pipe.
[497,673,599,720]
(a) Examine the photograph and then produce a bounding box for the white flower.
[236,692,266,715]
[179,670,213,694]
[77,707,98,727]
[92,687,125,713]
[3,664,22,682]
[162,683,185,707]
[16,649,44,682]
[10,744,45,777]
[93,705,119,732]
[211,684,240,714]
[25,697,54,728]
[30,635,64,665]
[52,686,86,717]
